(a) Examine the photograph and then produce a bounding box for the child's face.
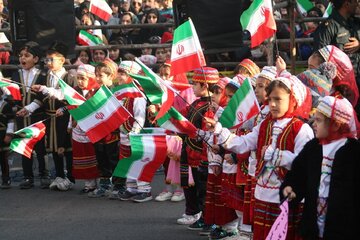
[313,111,330,139]
[307,54,321,70]
[155,48,166,63]
[225,87,235,105]
[147,13,158,24]
[255,77,270,104]
[268,86,291,119]
[117,71,129,85]
[95,71,113,87]
[109,49,120,61]
[211,88,222,105]
[192,82,207,97]
[79,51,89,64]
[162,0,173,9]
[19,49,38,70]
[159,66,171,80]
[164,48,171,60]
[45,53,65,72]
[77,74,89,90]
[93,50,106,63]
[142,46,152,55]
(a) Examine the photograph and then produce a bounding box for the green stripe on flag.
[240,0,263,29]
[172,20,193,45]
[0,81,10,87]
[69,85,112,121]
[79,30,103,44]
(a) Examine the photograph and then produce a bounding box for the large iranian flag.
[113,134,167,182]
[0,78,21,100]
[219,78,260,129]
[111,82,144,100]
[10,121,46,159]
[132,58,175,121]
[78,30,103,46]
[58,78,86,106]
[170,18,206,76]
[157,107,197,138]
[69,85,130,143]
[240,0,277,48]
[296,0,313,15]
[90,0,112,22]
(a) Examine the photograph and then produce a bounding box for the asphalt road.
[0,157,201,240]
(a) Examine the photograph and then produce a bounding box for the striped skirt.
[221,172,244,211]
[72,139,98,179]
[253,199,303,240]
[242,175,256,225]
[204,173,238,226]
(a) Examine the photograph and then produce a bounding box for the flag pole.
[1,77,32,89]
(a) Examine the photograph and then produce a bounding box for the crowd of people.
[1,0,360,240]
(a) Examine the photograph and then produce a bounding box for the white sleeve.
[41,86,65,100]
[131,98,147,133]
[273,123,314,170]
[218,123,260,154]
[24,102,41,114]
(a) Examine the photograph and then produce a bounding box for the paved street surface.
[0,156,200,240]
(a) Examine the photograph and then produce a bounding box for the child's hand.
[204,117,216,131]
[209,165,221,176]
[57,147,65,156]
[31,84,43,92]
[224,154,235,165]
[56,108,64,117]
[16,108,29,117]
[276,56,286,74]
[282,186,296,201]
[3,134,12,144]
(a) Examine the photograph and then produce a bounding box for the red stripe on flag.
[232,101,260,129]
[114,92,143,101]
[154,87,175,121]
[169,117,197,138]
[138,136,167,182]
[90,5,111,22]
[86,106,130,143]
[250,8,276,48]
[170,52,203,76]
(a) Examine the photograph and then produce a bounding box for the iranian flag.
[323,3,333,18]
[58,78,86,106]
[90,0,112,22]
[0,78,21,100]
[296,0,313,15]
[69,85,130,143]
[10,121,46,159]
[219,78,260,129]
[132,58,175,121]
[111,82,144,100]
[240,0,277,48]
[113,134,167,182]
[170,18,206,76]
[157,107,197,138]
[78,30,103,46]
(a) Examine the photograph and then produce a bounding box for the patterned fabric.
[192,67,219,83]
[72,139,98,179]
[242,176,256,225]
[238,58,260,77]
[258,66,277,81]
[316,96,353,125]
[221,172,244,211]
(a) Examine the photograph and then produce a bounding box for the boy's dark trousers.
[183,166,208,216]
[94,140,119,179]
[21,137,48,179]
[0,149,10,183]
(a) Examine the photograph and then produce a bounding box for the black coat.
[281,138,360,240]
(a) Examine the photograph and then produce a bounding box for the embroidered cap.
[238,59,260,77]
[316,96,353,125]
[192,67,219,84]
[258,66,277,82]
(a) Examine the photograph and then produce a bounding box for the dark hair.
[330,0,348,10]
[266,80,291,97]
[311,50,325,64]
[334,85,355,104]
[81,12,95,24]
[199,82,217,90]
[307,7,323,17]
[209,84,221,94]
[95,63,113,76]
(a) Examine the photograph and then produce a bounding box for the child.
[13,41,49,189]
[88,58,121,198]
[107,61,150,203]
[0,88,14,189]
[24,41,75,190]
[233,58,260,83]
[176,67,219,225]
[281,96,359,239]
[207,62,314,239]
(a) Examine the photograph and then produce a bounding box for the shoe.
[57,178,73,191]
[19,178,34,189]
[118,190,137,201]
[199,224,216,236]
[0,180,11,189]
[132,192,153,203]
[88,187,110,198]
[40,176,51,189]
[49,177,64,190]
[108,187,126,200]
[187,218,206,230]
[210,228,238,240]
[170,191,185,202]
[155,191,173,201]
[80,187,96,194]
[176,211,202,225]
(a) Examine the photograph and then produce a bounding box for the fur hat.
[192,67,219,84]
[48,41,69,57]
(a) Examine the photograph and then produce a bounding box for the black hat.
[48,41,69,57]
[21,41,42,58]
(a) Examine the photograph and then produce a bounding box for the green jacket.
[313,9,360,78]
